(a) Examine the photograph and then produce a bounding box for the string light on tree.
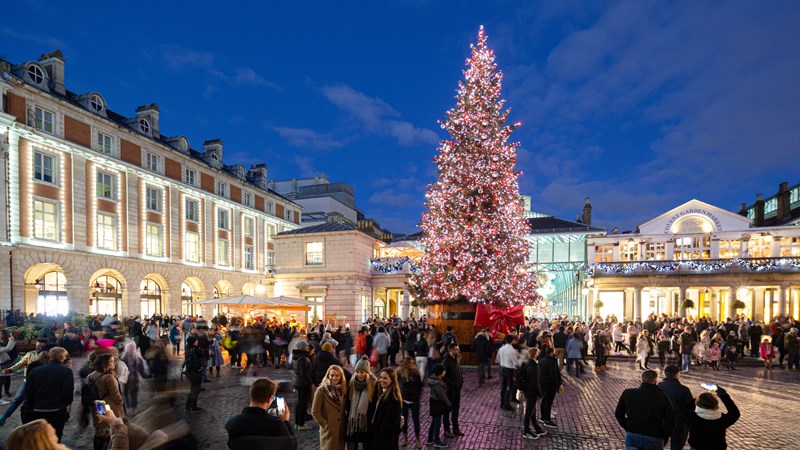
[409,26,540,308]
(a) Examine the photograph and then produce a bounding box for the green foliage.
[731,300,746,310]
[680,299,695,310]
[593,300,604,309]
[17,322,41,341]
[70,314,88,329]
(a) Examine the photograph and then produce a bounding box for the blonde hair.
[323,365,348,398]
[6,419,70,450]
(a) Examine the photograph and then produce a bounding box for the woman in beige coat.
[312,364,348,450]
[87,353,126,450]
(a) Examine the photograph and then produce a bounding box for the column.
[665,288,675,316]
[778,284,789,318]
[728,285,738,320]
[753,288,765,322]
[710,288,720,322]
[402,289,410,320]
[633,287,642,321]
[624,288,634,321]
[678,286,688,318]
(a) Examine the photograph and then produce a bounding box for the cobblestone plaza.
[1,353,797,449]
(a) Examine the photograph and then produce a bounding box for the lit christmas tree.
[411,27,539,308]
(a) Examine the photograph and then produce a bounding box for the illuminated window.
[266,224,276,240]
[33,152,56,184]
[185,231,200,263]
[244,245,254,270]
[217,239,230,266]
[645,241,666,260]
[97,132,113,154]
[267,250,274,266]
[719,240,741,259]
[673,236,711,260]
[594,244,613,263]
[145,152,159,172]
[218,209,229,230]
[146,187,161,212]
[217,181,228,198]
[244,216,255,237]
[145,224,163,256]
[620,241,639,261]
[748,236,772,258]
[96,172,116,200]
[140,277,162,318]
[96,214,117,250]
[34,107,54,134]
[185,198,199,222]
[36,271,69,316]
[33,200,59,241]
[306,241,323,265]
[780,237,800,257]
[184,168,196,186]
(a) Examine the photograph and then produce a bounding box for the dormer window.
[210,153,219,161]
[28,65,44,84]
[90,94,105,113]
[139,118,151,134]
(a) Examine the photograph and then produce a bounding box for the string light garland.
[409,26,540,308]
[371,257,420,274]
[590,257,800,276]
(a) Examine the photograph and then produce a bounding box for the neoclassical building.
[586,199,800,322]
[0,50,300,318]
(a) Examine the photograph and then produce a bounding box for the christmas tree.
[410,27,539,308]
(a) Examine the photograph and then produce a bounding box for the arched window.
[181,282,194,316]
[27,65,44,84]
[140,277,162,318]
[93,275,122,316]
[37,270,68,316]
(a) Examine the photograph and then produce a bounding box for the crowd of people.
[0,310,796,449]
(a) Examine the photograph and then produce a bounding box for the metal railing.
[591,256,800,276]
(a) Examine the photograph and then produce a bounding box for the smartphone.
[700,383,717,391]
[276,396,286,414]
[95,400,107,416]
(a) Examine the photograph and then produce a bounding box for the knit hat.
[321,342,334,352]
[354,355,370,373]
[295,340,308,351]
[432,364,445,376]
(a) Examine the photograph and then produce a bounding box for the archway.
[140,273,169,318]
[90,271,125,316]
[181,277,206,316]
[212,279,234,317]
[24,263,69,316]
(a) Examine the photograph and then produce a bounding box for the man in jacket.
[657,365,693,450]
[22,346,73,441]
[552,326,568,372]
[184,335,205,412]
[538,347,561,428]
[678,327,695,373]
[291,341,314,430]
[615,369,675,449]
[785,328,800,369]
[372,326,390,369]
[496,334,519,410]
[226,377,296,450]
[473,329,494,385]
[441,343,464,438]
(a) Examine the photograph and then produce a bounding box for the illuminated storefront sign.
[663,208,723,234]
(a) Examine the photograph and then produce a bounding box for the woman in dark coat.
[686,386,739,450]
[397,358,423,448]
[523,348,546,439]
[368,367,402,450]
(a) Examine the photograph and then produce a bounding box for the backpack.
[81,373,107,406]
[516,363,529,391]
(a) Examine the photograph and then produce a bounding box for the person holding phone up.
[226,377,296,450]
[686,384,740,450]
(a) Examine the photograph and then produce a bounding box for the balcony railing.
[591,257,800,276]
[370,256,420,275]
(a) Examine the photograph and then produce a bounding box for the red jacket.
[760,343,775,359]
[355,333,367,355]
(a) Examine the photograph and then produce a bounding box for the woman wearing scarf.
[346,356,376,449]
[313,365,348,450]
[368,367,403,450]
[686,386,740,450]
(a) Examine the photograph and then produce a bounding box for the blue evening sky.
[3,1,798,234]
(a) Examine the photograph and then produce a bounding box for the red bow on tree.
[474,304,525,334]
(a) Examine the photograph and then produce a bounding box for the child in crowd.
[709,342,720,370]
[725,345,738,371]
[759,338,775,370]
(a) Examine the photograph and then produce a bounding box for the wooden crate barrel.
[427,302,479,366]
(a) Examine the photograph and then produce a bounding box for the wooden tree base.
[427,302,479,365]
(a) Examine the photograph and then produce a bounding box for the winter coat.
[292,349,314,387]
[566,337,583,359]
[524,359,542,399]
[368,391,401,450]
[312,385,347,450]
[785,333,800,352]
[678,332,695,355]
[413,338,428,357]
[687,391,739,450]
[427,377,451,416]
[614,383,675,440]
[87,371,126,434]
[538,355,561,390]
[372,332,390,356]
[355,333,367,355]
[312,350,343,386]
[473,333,492,363]
[398,370,423,403]
[760,343,775,359]
[442,353,463,391]
[210,335,225,367]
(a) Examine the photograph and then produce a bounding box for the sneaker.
[295,424,313,431]
[522,432,539,440]
[433,442,447,448]
[535,429,547,436]
[542,420,557,428]
[425,441,434,447]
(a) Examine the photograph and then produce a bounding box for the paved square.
[1,354,798,449]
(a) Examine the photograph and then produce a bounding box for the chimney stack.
[738,203,748,217]
[754,194,765,227]
[203,139,223,168]
[582,196,593,225]
[38,50,65,95]
[776,182,791,224]
[247,164,268,190]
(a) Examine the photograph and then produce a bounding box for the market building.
[0,50,301,318]
[586,198,800,322]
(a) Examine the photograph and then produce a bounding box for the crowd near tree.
[0,308,796,449]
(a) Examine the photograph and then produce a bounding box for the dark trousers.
[443,388,460,432]
[389,350,398,366]
[186,372,202,409]
[540,387,557,421]
[401,400,421,437]
[26,408,69,441]
[379,353,389,370]
[500,367,514,407]
[295,385,311,426]
[428,413,444,443]
[172,340,181,355]
[478,362,487,384]
[669,420,689,450]
[596,346,607,367]
[523,392,544,434]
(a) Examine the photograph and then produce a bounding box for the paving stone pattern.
[1,352,798,449]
